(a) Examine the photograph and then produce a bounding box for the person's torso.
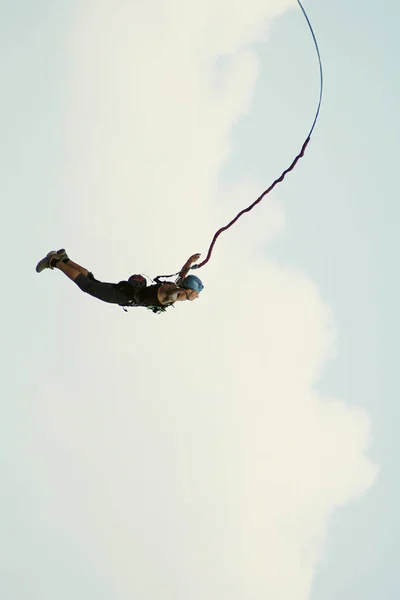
[135,284,163,307]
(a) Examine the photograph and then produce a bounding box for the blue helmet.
[181,275,204,292]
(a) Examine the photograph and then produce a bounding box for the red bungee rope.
[159,0,323,281]
[196,138,311,270]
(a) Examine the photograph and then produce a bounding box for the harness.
[117,275,175,314]
[145,304,174,314]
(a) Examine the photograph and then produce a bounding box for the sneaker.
[56,248,68,262]
[35,249,68,273]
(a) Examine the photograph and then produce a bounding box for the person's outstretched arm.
[175,253,201,285]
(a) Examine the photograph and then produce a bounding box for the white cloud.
[11,1,377,599]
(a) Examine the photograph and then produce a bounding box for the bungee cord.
[158,0,323,281]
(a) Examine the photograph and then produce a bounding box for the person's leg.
[59,259,89,277]
[57,260,131,305]
[36,249,89,278]
[36,249,131,305]
[53,259,118,302]
[53,260,82,281]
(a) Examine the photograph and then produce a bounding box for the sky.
[1,0,399,599]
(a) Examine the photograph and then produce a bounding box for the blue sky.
[1,1,398,599]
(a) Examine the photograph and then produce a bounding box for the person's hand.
[190,253,201,262]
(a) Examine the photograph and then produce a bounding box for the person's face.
[186,289,200,301]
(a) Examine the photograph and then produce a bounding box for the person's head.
[180,275,204,300]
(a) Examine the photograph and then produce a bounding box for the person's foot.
[35,249,68,273]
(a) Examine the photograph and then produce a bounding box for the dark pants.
[75,274,132,306]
